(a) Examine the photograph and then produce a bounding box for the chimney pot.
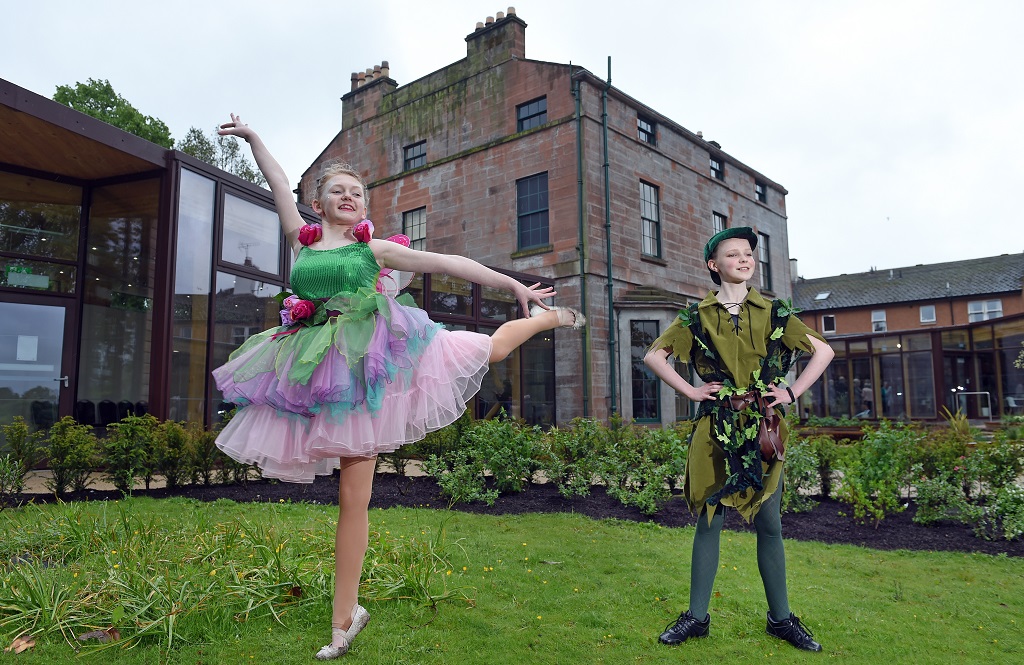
[507,6,516,15]
[356,72,366,87]
[496,10,504,19]
[350,72,359,91]
[380,61,390,78]
[476,21,484,29]
[696,130,704,138]
[373,65,381,75]
[485,16,494,25]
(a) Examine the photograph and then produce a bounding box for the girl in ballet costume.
[214,114,584,659]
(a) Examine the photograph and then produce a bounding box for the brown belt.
[722,391,784,462]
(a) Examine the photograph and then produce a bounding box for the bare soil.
[17,473,1024,557]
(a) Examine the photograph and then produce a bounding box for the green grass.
[1,498,1021,664]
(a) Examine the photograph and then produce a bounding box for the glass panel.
[429,274,473,317]
[403,273,424,308]
[851,358,872,417]
[0,171,81,261]
[872,336,901,354]
[521,328,555,426]
[993,316,1024,349]
[972,324,994,350]
[877,354,904,420]
[0,303,64,432]
[221,194,281,274]
[848,340,869,355]
[826,361,851,417]
[208,271,283,424]
[78,179,159,416]
[477,325,517,420]
[905,351,936,418]
[941,329,970,351]
[1,257,76,294]
[974,353,997,419]
[1001,347,1024,416]
[796,357,825,418]
[901,333,932,351]
[480,284,517,322]
[170,170,216,423]
[630,320,660,421]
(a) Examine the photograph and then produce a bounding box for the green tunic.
[650,288,825,522]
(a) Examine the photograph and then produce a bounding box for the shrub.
[836,420,920,527]
[993,484,1024,541]
[155,420,190,489]
[806,434,839,498]
[597,421,687,515]
[187,421,220,485]
[782,438,819,513]
[103,414,159,494]
[0,416,44,489]
[0,454,25,508]
[911,463,971,526]
[540,417,608,499]
[45,416,99,496]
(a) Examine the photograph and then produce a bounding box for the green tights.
[688,483,790,621]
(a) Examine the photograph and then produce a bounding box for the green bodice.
[289,244,379,300]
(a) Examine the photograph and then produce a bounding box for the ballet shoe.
[315,628,349,660]
[530,305,586,330]
[345,605,370,644]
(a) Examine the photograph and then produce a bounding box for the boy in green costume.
[644,227,834,652]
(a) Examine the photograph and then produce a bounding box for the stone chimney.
[466,7,526,69]
[790,257,799,281]
[342,60,397,130]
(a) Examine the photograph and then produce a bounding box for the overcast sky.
[3,0,1022,278]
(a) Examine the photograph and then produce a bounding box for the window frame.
[403,141,426,171]
[710,156,724,180]
[822,314,837,334]
[630,319,661,422]
[755,181,767,203]
[871,309,887,332]
[402,206,427,251]
[968,299,1003,322]
[639,180,661,257]
[712,211,726,235]
[920,304,936,324]
[516,97,548,132]
[515,172,550,250]
[637,115,657,146]
[758,232,772,291]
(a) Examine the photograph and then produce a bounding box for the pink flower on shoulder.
[352,220,375,243]
[282,295,300,309]
[298,223,323,246]
[289,300,316,321]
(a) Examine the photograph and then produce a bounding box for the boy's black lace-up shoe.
[765,612,822,652]
[658,610,710,645]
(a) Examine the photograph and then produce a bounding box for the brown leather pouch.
[726,392,785,462]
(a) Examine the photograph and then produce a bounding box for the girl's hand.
[689,382,723,401]
[218,113,256,143]
[516,282,556,317]
[764,383,794,409]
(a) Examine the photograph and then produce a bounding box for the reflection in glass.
[221,194,281,273]
[877,354,904,419]
[941,329,970,351]
[480,285,516,322]
[430,274,473,317]
[0,258,76,294]
[905,351,935,418]
[170,170,216,423]
[477,325,517,420]
[0,302,64,432]
[630,320,659,421]
[0,171,81,261]
[208,271,282,423]
[78,178,159,411]
[521,330,555,426]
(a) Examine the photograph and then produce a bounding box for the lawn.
[1,497,1021,664]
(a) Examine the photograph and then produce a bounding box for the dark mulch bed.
[19,473,1024,558]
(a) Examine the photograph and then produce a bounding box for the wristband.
[785,387,797,404]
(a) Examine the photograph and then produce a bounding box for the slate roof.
[792,253,1024,311]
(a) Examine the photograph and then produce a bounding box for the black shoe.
[766,612,822,652]
[659,610,710,645]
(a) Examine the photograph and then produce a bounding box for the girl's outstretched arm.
[369,240,555,316]
[218,114,305,251]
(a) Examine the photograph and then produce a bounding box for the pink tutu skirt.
[212,290,492,482]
